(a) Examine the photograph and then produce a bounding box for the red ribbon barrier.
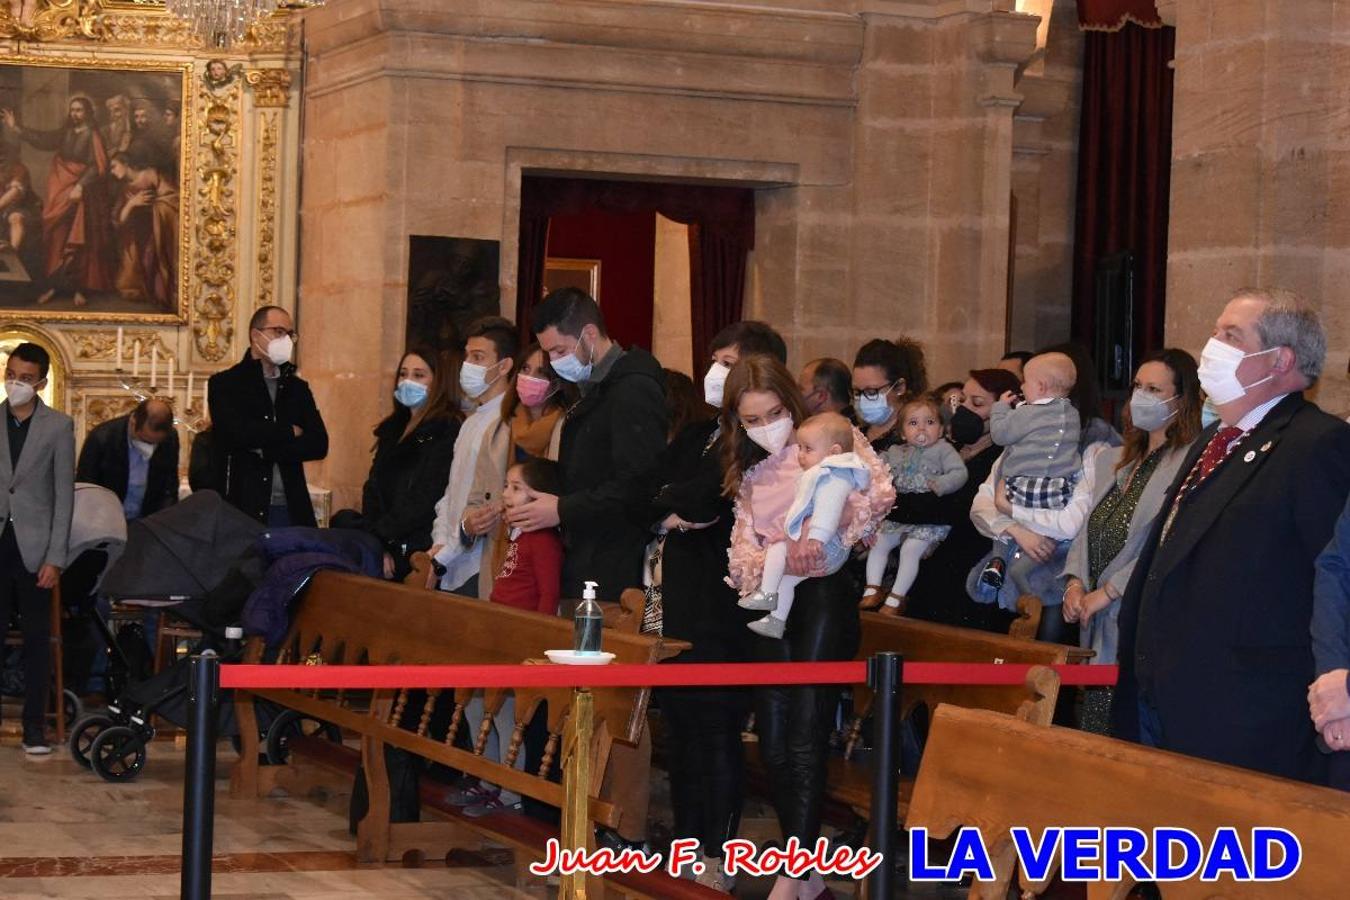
[219,661,1118,690]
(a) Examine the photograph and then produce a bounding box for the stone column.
[1165,0,1349,415]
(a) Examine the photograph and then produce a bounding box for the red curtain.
[1071,20,1174,358]
[516,176,755,362]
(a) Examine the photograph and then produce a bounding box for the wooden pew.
[230,571,717,899]
[906,705,1350,899]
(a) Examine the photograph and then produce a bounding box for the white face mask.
[744,416,794,455]
[458,360,501,399]
[4,379,36,407]
[132,438,157,459]
[703,361,730,408]
[1197,337,1276,406]
[551,336,593,384]
[264,334,293,367]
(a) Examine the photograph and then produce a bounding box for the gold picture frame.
[0,52,192,325]
[543,257,601,303]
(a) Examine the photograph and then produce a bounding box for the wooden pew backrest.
[907,705,1350,899]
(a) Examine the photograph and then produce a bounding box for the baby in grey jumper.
[989,352,1081,510]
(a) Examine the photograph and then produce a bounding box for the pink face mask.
[515,373,554,408]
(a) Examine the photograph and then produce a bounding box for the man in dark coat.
[508,288,667,603]
[207,305,327,527]
[1112,288,1350,785]
[76,398,179,519]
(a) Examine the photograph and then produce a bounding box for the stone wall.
[298,0,1042,505]
[1164,0,1350,417]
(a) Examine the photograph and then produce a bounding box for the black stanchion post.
[867,652,903,900]
[181,650,220,900]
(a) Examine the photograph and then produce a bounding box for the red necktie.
[1177,426,1244,502]
[1159,426,1244,543]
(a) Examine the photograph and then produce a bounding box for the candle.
[166,356,175,396]
[150,344,158,389]
[186,371,195,410]
[115,327,124,371]
[201,376,209,416]
[132,340,141,378]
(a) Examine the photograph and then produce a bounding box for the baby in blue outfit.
[740,412,871,638]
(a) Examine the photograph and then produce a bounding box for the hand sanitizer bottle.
[573,580,603,655]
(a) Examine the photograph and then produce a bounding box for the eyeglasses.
[852,380,898,401]
[255,325,298,342]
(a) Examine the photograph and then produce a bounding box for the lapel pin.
[1243,450,1256,463]
[1260,441,1272,452]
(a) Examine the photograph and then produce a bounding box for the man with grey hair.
[1112,287,1350,786]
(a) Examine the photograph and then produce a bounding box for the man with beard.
[1,96,114,306]
[127,99,171,173]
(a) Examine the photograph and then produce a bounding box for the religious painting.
[0,55,190,323]
[405,236,501,355]
[543,257,601,303]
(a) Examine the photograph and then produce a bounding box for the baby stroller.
[69,492,377,783]
[67,491,270,782]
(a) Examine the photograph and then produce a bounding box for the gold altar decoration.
[192,71,240,361]
[245,67,292,107]
[255,111,278,309]
[73,330,175,366]
[0,1,294,52]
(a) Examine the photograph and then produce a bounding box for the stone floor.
[0,710,973,899]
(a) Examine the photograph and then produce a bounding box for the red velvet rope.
[219,661,1118,690]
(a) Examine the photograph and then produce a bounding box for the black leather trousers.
[753,569,860,844]
[660,682,750,856]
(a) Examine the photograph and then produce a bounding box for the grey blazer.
[0,400,75,572]
[1062,441,1190,664]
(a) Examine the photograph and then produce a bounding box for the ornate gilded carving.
[191,78,239,362]
[73,330,174,366]
[246,68,292,108]
[0,1,293,50]
[255,111,278,310]
[82,393,140,431]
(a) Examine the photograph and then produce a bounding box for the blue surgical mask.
[551,336,593,384]
[459,361,501,399]
[394,379,428,409]
[857,393,893,426]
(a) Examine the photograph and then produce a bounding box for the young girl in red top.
[461,459,566,818]
[491,458,564,615]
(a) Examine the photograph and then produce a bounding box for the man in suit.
[76,397,179,520]
[1112,288,1350,784]
[0,342,74,754]
[208,305,327,526]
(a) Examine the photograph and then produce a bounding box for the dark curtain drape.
[1077,0,1161,29]
[516,176,755,367]
[1071,18,1174,358]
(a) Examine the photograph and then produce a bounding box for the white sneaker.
[738,590,777,611]
[746,615,786,639]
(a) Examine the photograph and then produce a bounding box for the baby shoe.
[738,590,778,611]
[747,615,786,639]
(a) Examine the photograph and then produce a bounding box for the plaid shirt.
[1005,474,1075,510]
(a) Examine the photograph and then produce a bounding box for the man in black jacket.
[207,305,328,526]
[76,398,179,519]
[1112,288,1350,785]
[508,288,667,602]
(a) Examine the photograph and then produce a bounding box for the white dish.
[545,649,616,666]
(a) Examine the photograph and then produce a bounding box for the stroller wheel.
[63,689,84,728]
[69,714,114,769]
[89,725,148,783]
[265,709,341,765]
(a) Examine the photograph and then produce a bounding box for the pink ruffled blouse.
[726,428,896,595]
